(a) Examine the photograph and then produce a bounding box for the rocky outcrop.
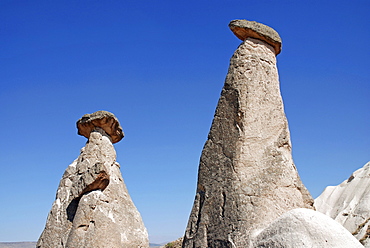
[37,111,148,248]
[253,208,364,248]
[182,20,314,248]
[315,162,370,247]
[163,237,183,248]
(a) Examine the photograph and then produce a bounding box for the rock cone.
[182,20,314,248]
[37,111,149,248]
[315,161,370,247]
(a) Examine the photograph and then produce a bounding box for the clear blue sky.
[1,0,369,244]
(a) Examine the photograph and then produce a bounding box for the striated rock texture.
[182,20,314,248]
[315,161,370,247]
[37,111,148,248]
[253,208,364,248]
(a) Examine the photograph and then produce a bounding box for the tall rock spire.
[182,20,314,248]
[37,111,149,248]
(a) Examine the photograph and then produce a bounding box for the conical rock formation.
[37,111,149,248]
[183,20,314,248]
[315,161,370,247]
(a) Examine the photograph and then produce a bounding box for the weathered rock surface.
[229,19,282,55]
[163,237,183,248]
[77,110,124,144]
[182,20,313,248]
[37,111,148,248]
[253,208,364,248]
[315,161,370,247]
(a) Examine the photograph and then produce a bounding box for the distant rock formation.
[163,237,183,248]
[315,161,370,247]
[182,20,314,248]
[0,242,37,248]
[37,111,149,248]
[253,208,364,248]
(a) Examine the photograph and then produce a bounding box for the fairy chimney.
[37,110,149,248]
[182,20,314,248]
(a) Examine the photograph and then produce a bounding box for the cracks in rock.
[359,223,370,245]
[235,110,244,134]
[227,234,237,248]
[77,220,95,232]
[77,224,89,231]
[184,191,206,243]
[352,217,370,236]
[66,198,80,223]
[260,57,273,65]
[195,190,206,230]
[221,191,226,218]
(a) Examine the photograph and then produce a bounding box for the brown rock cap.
[77,110,124,143]
[229,19,282,55]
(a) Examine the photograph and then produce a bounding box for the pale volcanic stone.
[253,208,364,248]
[77,110,124,144]
[182,21,313,248]
[315,162,370,247]
[229,19,282,55]
[37,113,148,248]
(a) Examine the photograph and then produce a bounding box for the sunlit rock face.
[253,208,364,248]
[182,20,314,248]
[315,162,370,247]
[37,111,149,248]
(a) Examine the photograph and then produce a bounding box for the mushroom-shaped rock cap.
[229,19,282,55]
[77,110,124,143]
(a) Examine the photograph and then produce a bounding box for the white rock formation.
[253,208,364,248]
[37,111,149,248]
[315,161,370,247]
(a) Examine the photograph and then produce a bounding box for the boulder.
[182,20,313,248]
[229,19,282,55]
[253,208,364,248]
[37,111,148,248]
[77,110,124,144]
[315,162,370,247]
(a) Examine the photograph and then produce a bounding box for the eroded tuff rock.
[182,20,313,248]
[253,208,364,248]
[37,111,148,248]
[315,162,370,247]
